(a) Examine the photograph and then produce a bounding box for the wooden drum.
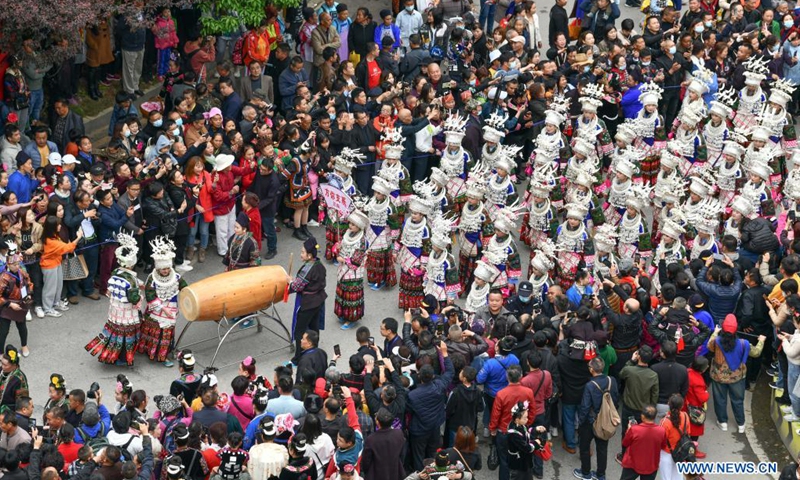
[179,265,289,321]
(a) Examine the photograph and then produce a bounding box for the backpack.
[161,415,183,455]
[77,423,110,454]
[667,414,696,463]
[120,435,137,462]
[232,35,246,66]
[591,380,620,441]
[181,46,201,74]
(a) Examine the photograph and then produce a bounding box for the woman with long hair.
[446,426,482,472]
[15,207,43,319]
[659,393,690,480]
[707,314,766,433]
[39,216,82,317]
[183,156,213,263]
[684,356,710,459]
[301,414,334,479]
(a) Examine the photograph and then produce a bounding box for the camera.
[87,382,100,400]
[411,307,421,316]
[325,381,344,400]
[628,416,637,426]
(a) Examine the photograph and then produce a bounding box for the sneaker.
[68,296,80,305]
[164,360,174,367]
[264,251,277,260]
[767,368,778,377]
[716,421,728,432]
[46,310,62,318]
[738,424,745,433]
[773,361,779,369]
[34,307,44,318]
[341,322,356,330]
[770,381,782,389]
[369,282,384,291]
[181,260,192,266]
[550,426,558,437]
[21,347,29,357]
[591,473,605,480]
[784,414,800,422]
[307,220,320,227]
[781,405,794,414]
[572,469,592,480]
[176,264,193,272]
[25,311,31,322]
[56,303,69,312]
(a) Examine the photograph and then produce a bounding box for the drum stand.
[172,286,293,370]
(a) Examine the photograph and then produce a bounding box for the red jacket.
[489,383,535,433]
[520,370,553,417]
[246,207,261,250]
[621,422,667,474]
[211,164,252,215]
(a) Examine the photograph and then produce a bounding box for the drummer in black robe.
[288,237,328,363]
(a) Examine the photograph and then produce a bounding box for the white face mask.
[641,60,651,66]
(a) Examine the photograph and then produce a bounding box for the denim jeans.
[28,89,44,124]
[68,240,99,296]
[712,379,746,426]
[261,214,277,253]
[789,362,800,417]
[562,403,578,449]
[188,217,210,249]
[479,0,497,32]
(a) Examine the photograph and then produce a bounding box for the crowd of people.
[4,0,800,478]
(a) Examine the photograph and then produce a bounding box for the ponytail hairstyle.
[668,393,684,428]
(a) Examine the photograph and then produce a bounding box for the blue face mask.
[153,119,163,128]
[405,6,414,11]
[787,20,795,28]
[175,118,183,127]
[705,21,713,27]
[519,296,531,304]
[123,130,131,138]
[329,113,336,120]
[694,25,704,33]
[584,66,591,73]
[173,127,181,136]
[669,46,677,54]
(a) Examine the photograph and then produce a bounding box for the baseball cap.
[518,281,533,298]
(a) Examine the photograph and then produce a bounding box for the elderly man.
[50,98,85,153]
[311,12,341,89]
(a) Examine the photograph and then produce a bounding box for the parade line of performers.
[321,57,800,332]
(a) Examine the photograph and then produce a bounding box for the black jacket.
[736,284,772,332]
[296,347,328,382]
[601,286,643,349]
[349,21,377,56]
[142,193,177,237]
[248,169,283,217]
[741,217,780,254]
[166,184,195,236]
[363,370,408,430]
[649,311,711,367]
[446,383,484,433]
[548,4,569,46]
[557,351,592,405]
[650,359,688,404]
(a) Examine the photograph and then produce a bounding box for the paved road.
[62,0,786,477]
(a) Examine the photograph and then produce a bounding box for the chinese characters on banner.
[319,184,353,217]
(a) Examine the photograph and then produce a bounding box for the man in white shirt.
[107,411,144,459]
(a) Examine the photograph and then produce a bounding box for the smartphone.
[634,253,641,264]
[30,418,37,429]
[334,344,341,356]
[436,322,444,336]
[713,253,723,261]
[368,337,375,347]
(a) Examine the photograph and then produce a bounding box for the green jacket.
[619,362,659,412]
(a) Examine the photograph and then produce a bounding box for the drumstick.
[283,252,295,303]
[287,252,295,277]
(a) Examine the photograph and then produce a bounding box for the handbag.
[568,18,582,41]
[487,444,499,471]
[688,405,706,425]
[62,253,89,281]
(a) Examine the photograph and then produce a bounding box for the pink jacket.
[152,16,179,50]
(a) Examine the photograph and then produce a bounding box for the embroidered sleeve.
[289,275,310,294]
